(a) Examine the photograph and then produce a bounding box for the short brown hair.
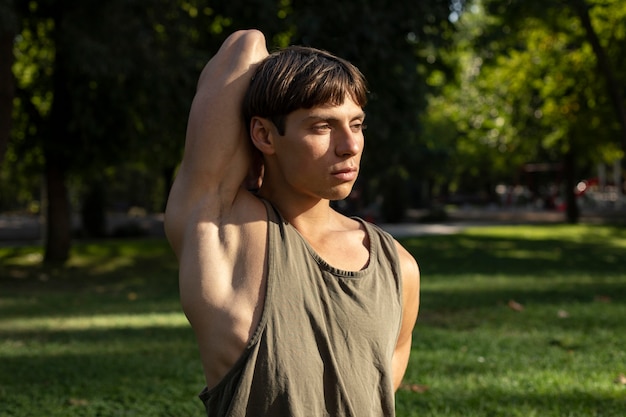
[243,46,368,135]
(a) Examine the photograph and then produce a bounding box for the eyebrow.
[304,111,367,122]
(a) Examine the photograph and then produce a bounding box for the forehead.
[289,98,365,124]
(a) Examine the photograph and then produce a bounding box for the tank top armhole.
[200,199,275,399]
[355,217,404,338]
[246,198,276,347]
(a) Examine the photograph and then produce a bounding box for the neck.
[257,187,339,234]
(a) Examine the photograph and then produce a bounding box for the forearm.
[392,340,411,391]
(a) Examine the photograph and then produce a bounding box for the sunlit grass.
[398,224,626,417]
[463,223,626,247]
[0,311,188,333]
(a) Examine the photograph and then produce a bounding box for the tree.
[428,0,626,222]
[0,0,17,164]
[10,0,215,262]
[5,0,460,266]
[479,0,626,222]
[482,0,626,157]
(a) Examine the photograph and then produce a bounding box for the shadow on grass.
[0,325,205,416]
[2,326,197,382]
[419,279,626,313]
[1,238,175,272]
[401,225,626,311]
[0,239,180,316]
[0,239,211,416]
[404,232,625,277]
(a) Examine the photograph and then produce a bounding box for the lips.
[331,167,358,182]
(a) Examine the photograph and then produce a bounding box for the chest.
[295,226,371,272]
[266,227,401,353]
[245,250,401,416]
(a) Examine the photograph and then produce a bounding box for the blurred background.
[1,0,625,263]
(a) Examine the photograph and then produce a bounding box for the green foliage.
[5,0,626,229]
[6,0,217,208]
[423,0,626,200]
[5,0,458,222]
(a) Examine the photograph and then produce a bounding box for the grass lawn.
[1,223,625,416]
[398,224,626,417]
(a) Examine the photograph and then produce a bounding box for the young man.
[165,29,420,416]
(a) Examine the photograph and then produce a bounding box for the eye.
[350,122,367,133]
[311,124,332,133]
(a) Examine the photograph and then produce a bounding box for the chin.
[327,187,354,202]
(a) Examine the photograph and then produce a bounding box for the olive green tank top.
[199,199,403,416]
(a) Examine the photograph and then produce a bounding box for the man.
[165,29,420,416]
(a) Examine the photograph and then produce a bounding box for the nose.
[334,126,362,157]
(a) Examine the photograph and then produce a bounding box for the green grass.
[1,224,625,416]
[0,240,204,417]
[398,224,626,417]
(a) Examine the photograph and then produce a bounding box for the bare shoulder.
[391,239,420,389]
[394,241,420,289]
[176,190,268,331]
[176,190,267,260]
[394,240,420,311]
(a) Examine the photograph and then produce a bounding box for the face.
[269,97,366,202]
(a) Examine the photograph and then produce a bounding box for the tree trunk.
[43,3,72,264]
[43,155,71,264]
[0,23,16,164]
[563,148,579,224]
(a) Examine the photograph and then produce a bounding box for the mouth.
[331,167,358,182]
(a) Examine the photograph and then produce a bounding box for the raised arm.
[164,30,269,256]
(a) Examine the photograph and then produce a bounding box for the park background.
[1,0,625,416]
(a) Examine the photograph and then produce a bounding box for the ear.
[249,117,276,155]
